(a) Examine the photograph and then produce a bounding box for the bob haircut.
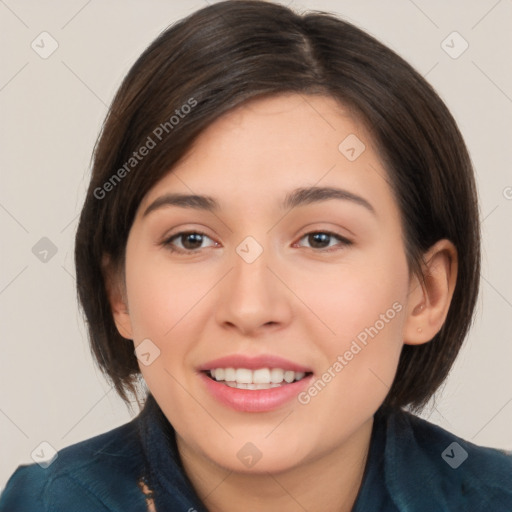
[75,0,480,413]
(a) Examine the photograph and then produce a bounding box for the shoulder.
[0,418,147,512]
[385,408,512,511]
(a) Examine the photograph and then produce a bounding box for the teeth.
[225,381,283,389]
[235,368,252,384]
[253,368,270,384]
[284,370,295,383]
[270,368,284,383]
[208,367,308,387]
[224,368,236,381]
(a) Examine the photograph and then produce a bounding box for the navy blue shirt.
[1,393,511,511]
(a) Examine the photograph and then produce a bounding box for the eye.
[294,231,352,252]
[161,230,351,255]
[162,231,218,254]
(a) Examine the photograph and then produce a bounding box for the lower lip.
[199,372,314,412]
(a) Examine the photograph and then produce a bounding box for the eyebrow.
[142,186,376,217]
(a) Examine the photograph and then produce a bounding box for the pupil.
[183,233,203,249]
[309,233,329,248]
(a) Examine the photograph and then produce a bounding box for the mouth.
[198,354,314,412]
[204,367,313,390]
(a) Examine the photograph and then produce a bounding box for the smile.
[207,368,309,389]
[198,355,314,412]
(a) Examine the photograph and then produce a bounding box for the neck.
[176,416,374,512]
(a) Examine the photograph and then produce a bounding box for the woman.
[1,1,511,510]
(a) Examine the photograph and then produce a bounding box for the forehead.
[138,93,397,221]
[186,93,368,167]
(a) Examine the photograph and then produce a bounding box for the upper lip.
[198,354,313,373]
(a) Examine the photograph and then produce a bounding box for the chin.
[197,433,311,474]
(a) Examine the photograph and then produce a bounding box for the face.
[114,93,417,474]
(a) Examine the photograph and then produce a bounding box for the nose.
[214,239,293,337]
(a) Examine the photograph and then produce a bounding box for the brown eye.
[163,231,217,253]
[296,231,352,252]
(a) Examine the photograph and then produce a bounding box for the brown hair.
[75,0,480,412]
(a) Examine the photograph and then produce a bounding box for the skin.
[107,93,457,512]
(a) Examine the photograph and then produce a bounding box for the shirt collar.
[137,393,208,511]
[351,405,397,511]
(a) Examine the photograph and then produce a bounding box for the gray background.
[1,0,511,490]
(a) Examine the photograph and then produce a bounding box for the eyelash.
[161,230,352,255]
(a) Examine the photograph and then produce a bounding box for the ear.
[403,239,458,345]
[102,253,133,340]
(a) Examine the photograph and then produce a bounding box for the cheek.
[291,249,409,409]
[125,247,207,341]
[124,244,217,399]
[293,250,409,351]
